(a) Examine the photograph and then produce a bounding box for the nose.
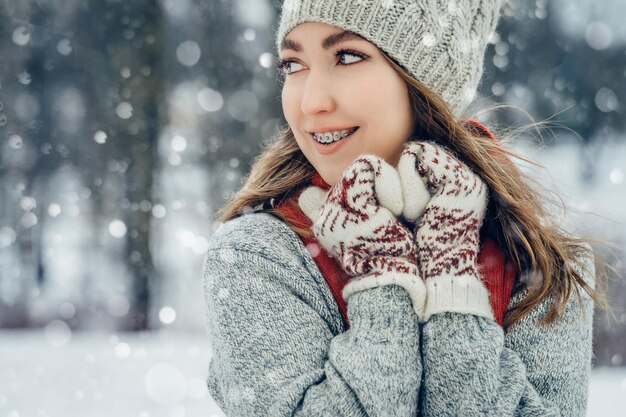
[300,68,336,115]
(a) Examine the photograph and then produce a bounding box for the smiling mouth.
[310,127,359,144]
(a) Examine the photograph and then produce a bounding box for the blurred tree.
[0,0,163,330]
[193,0,283,204]
[91,0,164,330]
[483,2,625,183]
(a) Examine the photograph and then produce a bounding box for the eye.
[275,58,305,75]
[336,49,367,65]
[274,49,368,77]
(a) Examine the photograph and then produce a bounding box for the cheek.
[282,88,307,148]
[378,80,412,131]
[281,88,291,117]
[281,87,295,124]
[365,79,413,162]
[281,84,302,121]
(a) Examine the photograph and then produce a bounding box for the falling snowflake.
[12,26,30,46]
[520,270,544,291]
[17,70,31,85]
[595,87,618,112]
[176,40,201,67]
[447,1,460,16]
[283,0,300,12]
[421,33,436,47]
[57,39,72,55]
[306,243,321,257]
[219,248,237,264]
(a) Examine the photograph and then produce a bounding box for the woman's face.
[279,22,415,185]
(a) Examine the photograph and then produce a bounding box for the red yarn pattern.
[275,120,516,328]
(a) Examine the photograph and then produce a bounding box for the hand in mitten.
[298,155,426,318]
[397,141,494,322]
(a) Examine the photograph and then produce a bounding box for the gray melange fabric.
[201,212,595,416]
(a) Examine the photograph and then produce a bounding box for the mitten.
[298,155,426,318]
[397,141,494,322]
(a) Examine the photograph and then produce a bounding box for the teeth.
[313,128,355,144]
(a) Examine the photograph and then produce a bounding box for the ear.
[297,186,328,222]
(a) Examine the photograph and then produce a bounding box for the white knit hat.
[276,0,504,117]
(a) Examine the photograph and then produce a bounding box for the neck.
[312,171,331,190]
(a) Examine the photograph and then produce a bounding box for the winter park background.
[0,0,625,416]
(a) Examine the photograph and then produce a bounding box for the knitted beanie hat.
[276,0,504,117]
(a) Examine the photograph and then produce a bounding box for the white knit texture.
[298,155,421,291]
[297,156,405,265]
[396,148,430,222]
[422,274,494,323]
[276,0,504,117]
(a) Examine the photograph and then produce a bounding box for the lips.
[310,127,359,144]
[310,126,359,155]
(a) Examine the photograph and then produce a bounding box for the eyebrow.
[280,30,366,52]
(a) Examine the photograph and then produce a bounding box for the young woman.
[202,1,609,415]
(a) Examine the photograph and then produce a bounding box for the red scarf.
[274,120,516,329]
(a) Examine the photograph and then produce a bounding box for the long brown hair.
[214,49,612,330]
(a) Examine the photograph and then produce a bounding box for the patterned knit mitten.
[397,141,494,322]
[298,155,426,318]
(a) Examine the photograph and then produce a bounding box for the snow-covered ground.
[0,329,624,416]
[0,330,225,417]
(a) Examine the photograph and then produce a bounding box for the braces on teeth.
[313,128,355,144]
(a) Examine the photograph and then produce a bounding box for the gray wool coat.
[201,212,595,416]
